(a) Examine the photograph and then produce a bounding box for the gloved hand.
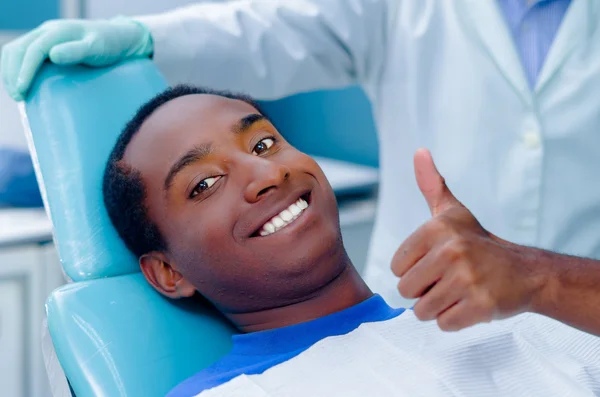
[1,18,153,101]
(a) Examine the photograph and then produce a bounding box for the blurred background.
[0,1,380,396]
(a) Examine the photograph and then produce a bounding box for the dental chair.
[25,59,379,397]
[25,60,236,397]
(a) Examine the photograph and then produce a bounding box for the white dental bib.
[198,311,600,396]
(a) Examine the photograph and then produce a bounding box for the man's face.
[124,94,346,313]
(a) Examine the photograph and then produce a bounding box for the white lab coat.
[138,0,600,307]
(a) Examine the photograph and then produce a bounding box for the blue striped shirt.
[497,0,571,87]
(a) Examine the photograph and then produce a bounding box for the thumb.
[414,148,462,216]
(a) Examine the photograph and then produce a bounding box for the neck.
[230,262,373,333]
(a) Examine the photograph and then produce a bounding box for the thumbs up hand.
[392,149,545,331]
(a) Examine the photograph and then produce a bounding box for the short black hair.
[103,85,265,257]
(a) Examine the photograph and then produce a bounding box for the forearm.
[528,248,600,336]
[135,0,391,100]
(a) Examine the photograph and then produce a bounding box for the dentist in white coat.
[3,0,600,335]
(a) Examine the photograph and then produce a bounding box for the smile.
[258,196,309,237]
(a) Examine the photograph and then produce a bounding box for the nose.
[243,157,291,203]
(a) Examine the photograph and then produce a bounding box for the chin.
[275,229,348,292]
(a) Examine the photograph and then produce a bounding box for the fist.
[392,149,543,331]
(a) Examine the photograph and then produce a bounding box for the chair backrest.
[46,274,235,397]
[25,60,235,397]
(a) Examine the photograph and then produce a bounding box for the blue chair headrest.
[24,59,166,281]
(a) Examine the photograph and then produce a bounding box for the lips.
[250,192,311,238]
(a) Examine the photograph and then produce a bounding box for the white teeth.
[297,198,308,209]
[264,222,275,233]
[280,210,293,222]
[258,196,310,237]
[290,204,301,216]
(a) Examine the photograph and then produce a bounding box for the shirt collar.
[230,294,405,355]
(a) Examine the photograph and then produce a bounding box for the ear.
[140,252,196,299]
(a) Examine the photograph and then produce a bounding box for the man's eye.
[252,137,275,155]
[190,176,221,198]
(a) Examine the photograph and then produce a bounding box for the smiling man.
[104,86,372,331]
[102,85,600,397]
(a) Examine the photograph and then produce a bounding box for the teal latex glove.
[1,18,153,101]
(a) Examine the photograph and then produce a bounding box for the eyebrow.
[164,144,212,191]
[232,113,267,135]
[163,113,268,191]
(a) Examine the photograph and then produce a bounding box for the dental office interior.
[0,1,386,396]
